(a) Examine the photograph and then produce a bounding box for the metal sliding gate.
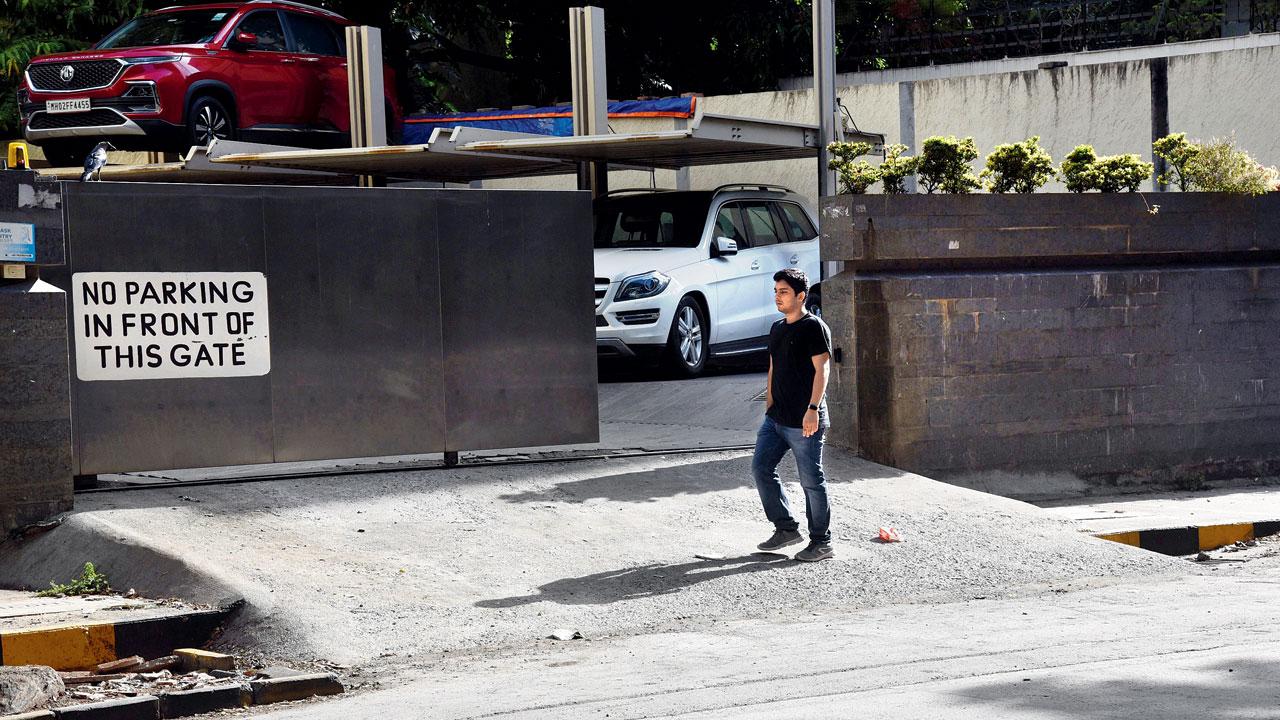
[57,182,598,476]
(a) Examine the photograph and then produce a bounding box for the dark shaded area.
[597,354,768,384]
[476,553,795,608]
[954,657,1280,719]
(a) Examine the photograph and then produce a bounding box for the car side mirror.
[714,236,738,257]
[229,31,257,50]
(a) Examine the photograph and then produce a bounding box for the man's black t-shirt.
[766,313,833,428]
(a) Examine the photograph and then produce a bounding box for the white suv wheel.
[677,305,704,366]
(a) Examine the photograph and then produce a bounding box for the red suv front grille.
[28,109,128,130]
[28,60,123,92]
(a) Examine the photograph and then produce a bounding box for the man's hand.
[802,408,819,437]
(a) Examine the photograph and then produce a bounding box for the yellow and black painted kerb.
[0,610,226,671]
[1099,520,1280,556]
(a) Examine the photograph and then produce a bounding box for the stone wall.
[0,284,73,532]
[820,193,1280,483]
[0,172,71,533]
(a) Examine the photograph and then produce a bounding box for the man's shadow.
[476,554,796,608]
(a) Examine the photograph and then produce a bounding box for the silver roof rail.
[243,0,345,19]
[712,183,795,195]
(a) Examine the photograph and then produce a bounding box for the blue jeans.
[752,415,831,544]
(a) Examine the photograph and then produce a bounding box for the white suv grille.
[594,277,609,308]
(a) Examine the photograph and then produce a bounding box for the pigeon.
[80,141,116,182]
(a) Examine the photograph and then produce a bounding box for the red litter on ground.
[878,527,902,543]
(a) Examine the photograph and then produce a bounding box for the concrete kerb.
[52,696,159,720]
[156,684,251,718]
[1097,520,1280,555]
[38,675,341,719]
[0,611,229,671]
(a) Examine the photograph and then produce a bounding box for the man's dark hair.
[773,268,809,296]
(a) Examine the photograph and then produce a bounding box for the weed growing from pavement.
[36,561,111,597]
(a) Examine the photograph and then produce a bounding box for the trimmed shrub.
[827,141,880,194]
[917,135,980,194]
[1060,145,1097,193]
[1152,132,1200,191]
[1183,136,1277,196]
[1092,154,1153,193]
[1060,145,1152,193]
[879,143,919,194]
[981,136,1055,193]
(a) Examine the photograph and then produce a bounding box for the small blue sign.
[0,222,35,263]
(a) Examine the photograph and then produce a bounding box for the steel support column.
[813,0,837,199]
[569,6,608,197]
[346,25,388,187]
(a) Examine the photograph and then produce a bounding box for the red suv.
[18,0,400,166]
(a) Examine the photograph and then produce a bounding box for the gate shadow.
[77,449,905,512]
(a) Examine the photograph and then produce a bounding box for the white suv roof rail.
[599,188,678,198]
[712,183,794,195]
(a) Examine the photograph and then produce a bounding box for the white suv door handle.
[750,260,761,270]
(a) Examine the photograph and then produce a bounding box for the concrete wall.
[912,61,1154,192]
[1168,44,1280,167]
[821,193,1280,485]
[491,33,1279,208]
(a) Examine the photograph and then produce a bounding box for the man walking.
[753,268,834,562]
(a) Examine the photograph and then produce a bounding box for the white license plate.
[45,98,92,114]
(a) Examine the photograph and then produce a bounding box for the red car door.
[224,9,308,130]
[282,11,349,139]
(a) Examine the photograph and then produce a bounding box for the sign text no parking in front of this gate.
[72,272,270,381]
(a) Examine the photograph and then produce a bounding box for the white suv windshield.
[594,194,712,249]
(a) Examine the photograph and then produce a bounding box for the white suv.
[594,185,821,377]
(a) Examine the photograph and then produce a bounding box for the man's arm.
[765,356,774,409]
[802,352,831,437]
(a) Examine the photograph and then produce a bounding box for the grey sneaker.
[794,542,834,562]
[757,529,804,552]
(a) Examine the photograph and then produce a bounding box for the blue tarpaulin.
[402,97,696,145]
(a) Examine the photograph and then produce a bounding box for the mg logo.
[60,65,75,83]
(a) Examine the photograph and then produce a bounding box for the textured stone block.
[826,194,1280,482]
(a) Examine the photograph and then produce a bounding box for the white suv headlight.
[615,271,671,302]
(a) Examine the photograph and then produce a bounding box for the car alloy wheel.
[676,304,703,368]
[187,95,236,148]
[192,100,232,145]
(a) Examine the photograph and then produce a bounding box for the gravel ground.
[0,448,1184,669]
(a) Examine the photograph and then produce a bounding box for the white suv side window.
[714,203,748,246]
[740,202,783,247]
[777,202,818,242]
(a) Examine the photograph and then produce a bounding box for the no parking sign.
[72,272,271,381]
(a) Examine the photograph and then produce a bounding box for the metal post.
[569,6,608,197]
[346,25,388,187]
[813,0,837,199]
